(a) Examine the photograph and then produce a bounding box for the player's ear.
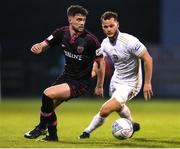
[101,24,103,29]
[117,21,119,28]
[68,16,72,23]
[101,23,105,30]
[101,20,104,28]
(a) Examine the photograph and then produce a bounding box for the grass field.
[0,98,180,148]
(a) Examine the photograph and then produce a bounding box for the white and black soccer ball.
[112,118,133,140]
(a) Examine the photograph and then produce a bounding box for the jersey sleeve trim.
[44,39,50,46]
[137,48,147,57]
[94,55,103,62]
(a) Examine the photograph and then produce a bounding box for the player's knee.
[100,106,111,117]
[43,88,55,99]
[116,103,124,113]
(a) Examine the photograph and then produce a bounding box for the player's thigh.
[44,83,70,99]
[100,98,123,113]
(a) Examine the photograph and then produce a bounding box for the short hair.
[67,5,88,17]
[101,11,118,21]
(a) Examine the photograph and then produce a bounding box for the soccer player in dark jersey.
[24,5,105,141]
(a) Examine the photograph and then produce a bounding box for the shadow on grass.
[134,138,180,146]
[58,137,180,148]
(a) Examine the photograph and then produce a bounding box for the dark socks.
[41,93,54,113]
[39,93,54,129]
[38,94,58,137]
[48,112,58,137]
[48,125,58,137]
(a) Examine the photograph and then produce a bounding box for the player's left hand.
[94,87,104,97]
[143,83,153,101]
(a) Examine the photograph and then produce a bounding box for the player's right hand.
[143,83,153,101]
[94,86,104,97]
[31,43,43,54]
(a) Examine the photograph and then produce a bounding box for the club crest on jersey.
[77,46,84,54]
[112,55,119,62]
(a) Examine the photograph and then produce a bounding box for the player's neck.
[69,26,83,37]
[109,30,119,43]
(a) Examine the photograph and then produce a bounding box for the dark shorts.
[52,75,92,99]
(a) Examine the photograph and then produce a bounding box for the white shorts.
[109,83,141,103]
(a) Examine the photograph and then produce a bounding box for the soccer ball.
[112,118,133,140]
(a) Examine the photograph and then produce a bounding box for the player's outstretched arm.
[31,41,49,54]
[140,49,153,101]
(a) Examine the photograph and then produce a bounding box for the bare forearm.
[96,58,105,88]
[142,51,153,100]
[144,56,153,84]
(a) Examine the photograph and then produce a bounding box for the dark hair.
[67,5,88,17]
[101,11,118,21]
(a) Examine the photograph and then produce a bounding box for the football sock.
[39,94,54,129]
[84,112,106,134]
[41,93,54,113]
[48,112,58,137]
[48,125,57,137]
[48,112,57,125]
[39,112,52,129]
[117,104,133,121]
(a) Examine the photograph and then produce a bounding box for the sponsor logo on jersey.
[64,50,82,61]
[77,46,84,54]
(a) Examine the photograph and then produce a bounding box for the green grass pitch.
[0,98,180,148]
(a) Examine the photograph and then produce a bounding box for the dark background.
[1,0,180,98]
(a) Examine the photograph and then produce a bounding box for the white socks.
[84,112,106,133]
[83,105,132,134]
[118,104,133,121]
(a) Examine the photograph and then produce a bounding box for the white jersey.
[101,32,146,89]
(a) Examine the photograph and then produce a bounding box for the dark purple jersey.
[45,26,103,80]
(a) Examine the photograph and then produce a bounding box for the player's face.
[101,18,119,39]
[69,14,86,33]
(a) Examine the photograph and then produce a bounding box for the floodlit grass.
[0,98,180,148]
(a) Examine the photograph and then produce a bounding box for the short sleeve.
[88,34,103,59]
[101,39,108,57]
[128,37,146,57]
[45,28,63,47]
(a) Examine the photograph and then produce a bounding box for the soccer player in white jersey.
[79,11,153,139]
